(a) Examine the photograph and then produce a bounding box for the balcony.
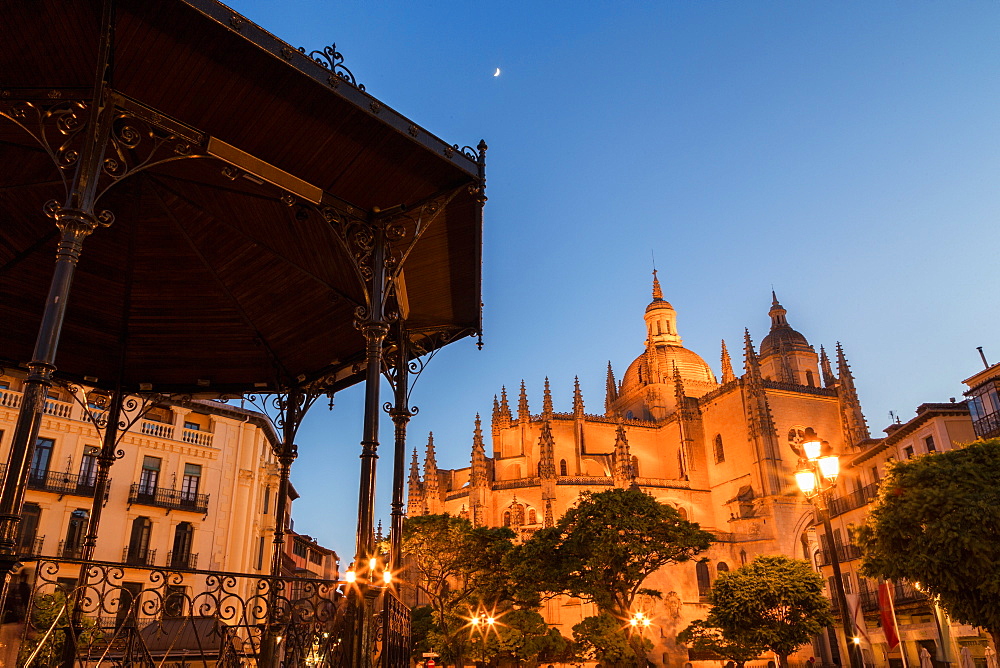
[972,411,1000,440]
[140,420,175,439]
[18,535,45,558]
[166,551,198,570]
[554,476,613,486]
[0,387,21,409]
[58,540,85,560]
[828,482,880,518]
[129,484,209,514]
[122,546,157,567]
[27,470,101,498]
[43,398,72,418]
[181,427,213,447]
[817,543,863,566]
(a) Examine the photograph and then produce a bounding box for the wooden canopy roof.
[0,0,485,395]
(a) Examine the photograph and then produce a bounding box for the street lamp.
[470,611,495,667]
[794,428,862,668]
[628,611,653,667]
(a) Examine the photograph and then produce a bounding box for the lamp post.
[629,611,653,667]
[794,429,863,668]
[470,612,495,667]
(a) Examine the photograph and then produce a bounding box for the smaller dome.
[646,298,674,313]
[760,327,811,358]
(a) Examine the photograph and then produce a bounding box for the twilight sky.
[230,0,1000,561]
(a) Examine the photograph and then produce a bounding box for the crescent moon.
[493,67,501,77]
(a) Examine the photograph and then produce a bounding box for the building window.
[293,541,308,558]
[138,456,161,497]
[740,549,747,566]
[18,503,41,554]
[256,536,266,570]
[714,434,725,463]
[181,463,201,504]
[116,582,142,628]
[903,446,914,460]
[502,511,511,527]
[263,486,271,514]
[127,517,152,565]
[871,466,880,484]
[631,455,639,477]
[63,509,89,559]
[677,507,688,521]
[309,550,323,565]
[164,585,186,618]
[171,522,194,568]
[183,421,201,431]
[528,509,537,525]
[30,437,54,482]
[79,445,99,488]
[716,562,730,574]
[559,459,567,476]
[924,435,936,453]
[805,370,815,387]
[696,562,711,600]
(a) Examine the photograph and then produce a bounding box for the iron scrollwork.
[298,43,366,91]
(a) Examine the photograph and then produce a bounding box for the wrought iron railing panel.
[13,557,401,666]
[828,482,880,518]
[26,469,100,497]
[129,483,210,513]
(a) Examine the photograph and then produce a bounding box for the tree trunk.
[778,654,789,668]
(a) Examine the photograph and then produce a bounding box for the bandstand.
[0,0,486,665]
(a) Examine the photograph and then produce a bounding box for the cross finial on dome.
[652,269,663,301]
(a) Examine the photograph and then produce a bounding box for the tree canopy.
[677,619,766,668]
[402,514,517,665]
[511,489,713,616]
[708,555,832,668]
[572,611,653,666]
[856,439,1000,644]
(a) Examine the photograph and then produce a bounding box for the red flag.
[878,582,900,649]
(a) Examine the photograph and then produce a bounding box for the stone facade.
[407,275,875,667]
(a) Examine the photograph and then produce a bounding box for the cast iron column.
[80,391,123,561]
[819,500,863,668]
[388,321,411,572]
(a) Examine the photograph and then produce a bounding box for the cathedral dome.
[759,292,812,358]
[621,344,718,396]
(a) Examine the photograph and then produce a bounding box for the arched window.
[503,511,511,527]
[631,455,639,478]
[127,517,152,565]
[171,522,194,569]
[677,507,688,521]
[559,459,567,476]
[714,434,725,463]
[805,370,815,387]
[716,562,730,574]
[696,562,711,600]
[528,509,537,525]
[739,549,747,566]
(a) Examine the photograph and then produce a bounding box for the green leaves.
[856,439,1000,639]
[513,488,713,616]
[707,555,832,662]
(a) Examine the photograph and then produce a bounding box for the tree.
[512,489,713,617]
[484,609,570,666]
[677,619,765,668]
[402,514,516,665]
[856,439,1000,645]
[572,611,652,666]
[708,555,832,668]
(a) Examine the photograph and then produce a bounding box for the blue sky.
[230,1,1000,561]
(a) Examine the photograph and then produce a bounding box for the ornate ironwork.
[15,558,360,666]
[298,43,366,91]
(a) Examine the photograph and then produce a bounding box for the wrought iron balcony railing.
[27,469,101,498]
[129,483,209,513]
[828,482,880,518]
[973,411,1000,440]
[817,543,863,566]
[166,551,199,570]
[58,541,85,560]
[122,546,157,567]
[18,535,45,558]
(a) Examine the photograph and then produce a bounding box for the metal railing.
[493,477,541,490]
[18,535,45,558]
[973,411,1000,440]
[129,483,210,513]
[817,543,863,566]
[122,546,157,567]
[166,550,199,570]
[828,482,880,518]
[27,470,100,497]
[57,541,85,560]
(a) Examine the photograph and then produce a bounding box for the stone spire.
[605,362,619,416]
[498,386,512,423]
[836,342,870,446]
[673,362,687,411]
[543,499,554,528]
[423,432,439,509]
[743,330,783,497]
[471,414,488,487]
[820,346,836,388]
[721,340,736,384]
[572,376,585,417]
[517,380,530,422]
[612,419,634,487]
[492,395,500,424]
[407,446,423,516]
[652,269,664,301]
[542,377,553,417]
[537,419,556,479]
